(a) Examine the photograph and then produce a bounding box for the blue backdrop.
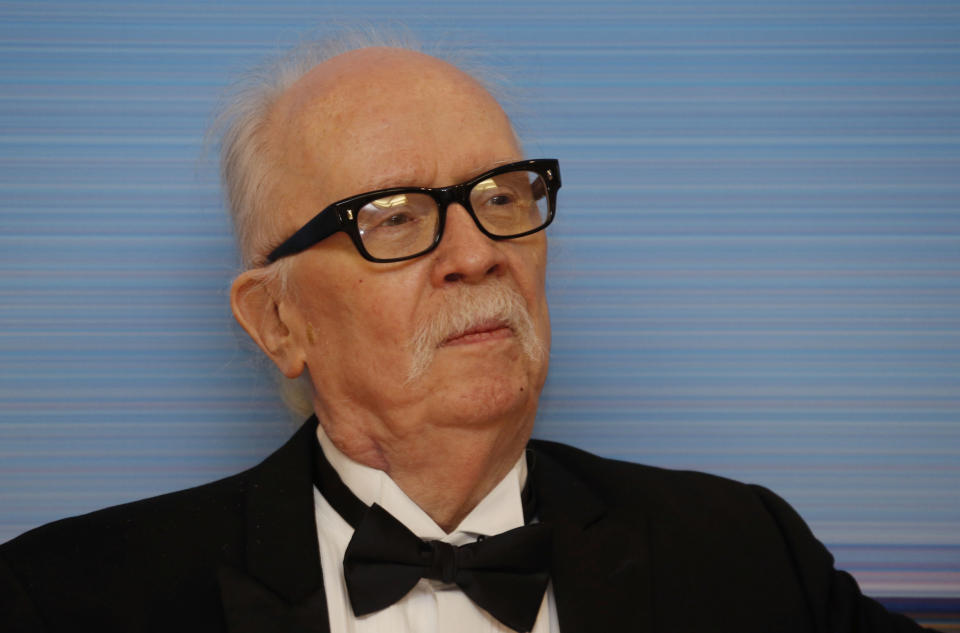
[1,0,958,611]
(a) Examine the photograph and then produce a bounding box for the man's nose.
[430,203,506,285]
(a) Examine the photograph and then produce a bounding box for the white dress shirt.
[313,428,559,633]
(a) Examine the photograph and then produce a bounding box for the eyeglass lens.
[356,169,550,260]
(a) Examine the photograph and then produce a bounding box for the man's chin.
[433,372,539,428]
[418,347,541,399]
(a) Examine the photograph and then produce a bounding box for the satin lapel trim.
[529,447,654,633]
[220,416,330,633]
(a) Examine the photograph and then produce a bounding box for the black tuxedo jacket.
[1,418,932,632]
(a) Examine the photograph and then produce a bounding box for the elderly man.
[0,40,935,633]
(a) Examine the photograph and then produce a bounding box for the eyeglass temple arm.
[267,206,345,262]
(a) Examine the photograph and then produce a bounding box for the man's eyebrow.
[473,157,522,175]
[364,159,522,191]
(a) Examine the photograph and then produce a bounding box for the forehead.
[267,48,521,201]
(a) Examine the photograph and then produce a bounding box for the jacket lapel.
[218,421,655,632]
[219,416,330,633]
[530,447,654,633]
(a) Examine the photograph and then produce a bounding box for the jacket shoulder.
[0,471,252,631]
[4,465,249,557]
[529,437,762,513]
[528,438,934,633]
[1,418,319,564]
[1,467,251,613]
[0,419,319,631]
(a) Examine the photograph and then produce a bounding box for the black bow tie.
[313,443,553,633]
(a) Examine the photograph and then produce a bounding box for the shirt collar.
[316,425,527,544]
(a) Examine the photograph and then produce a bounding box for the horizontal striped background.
[1,1,958,625]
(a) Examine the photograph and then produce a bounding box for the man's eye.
[478,189,522,208]
[487,193,516,206]
[364,210,418,231]
[382,213,413,227]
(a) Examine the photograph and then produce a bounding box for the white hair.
[213,28,521,419]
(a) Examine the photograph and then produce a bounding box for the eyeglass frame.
[265,158,561,264]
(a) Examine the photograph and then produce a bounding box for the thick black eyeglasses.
[266,158,561,264]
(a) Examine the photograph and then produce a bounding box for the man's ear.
[230,270,306,379]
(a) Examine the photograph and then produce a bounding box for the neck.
[318,415,534,533]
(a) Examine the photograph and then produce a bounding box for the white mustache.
[407,284,544,384]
